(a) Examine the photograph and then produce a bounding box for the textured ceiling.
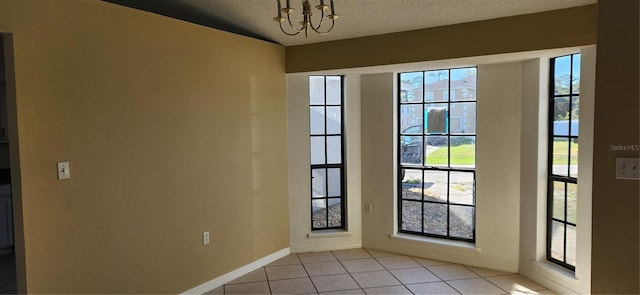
[104,0,596,46]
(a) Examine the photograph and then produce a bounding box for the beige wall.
[592,0,639,293]
[0,1,288,293]
[286,5,597,73]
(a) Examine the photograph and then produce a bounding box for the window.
[547,54,580,270]
[310,76,346,230]
[398,68,477,241]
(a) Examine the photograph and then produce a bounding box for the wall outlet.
[616,157,640,180]
[203,231,210,245]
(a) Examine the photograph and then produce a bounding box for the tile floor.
[205,248,554,295]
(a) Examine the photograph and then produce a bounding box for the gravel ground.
[312,203,342,228]
[401,187,474,239]
[311,187,473,239]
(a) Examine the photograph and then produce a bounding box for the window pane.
[400,105,424,133]
[450,205,474,239]
[425,104,448,134]
[554,56,571,95]
[571,96,580,126]
[312,168,326,198]
[310,137,325,164]
[326,106,341,134]
[423,171,448,202]
[425,136,448,166]
[326,136,342,164]
[326,76,341,105]
[550,221,565,262]
[552,181,565,220]
[571,55,580,94]
[450,68,477,101]
[400,72,423,103]
[401,135,423,165]
[567,183,577,224]
[310,76,325,104]
[548,54,579,269]
[401,124,423,135]
[552,138,569,176]
[328,198,342,227]
[327,168,341,197]
[450,103,476,134]
[423,203,448,236]
[566,224,577,266]
[312,199,327,228]
[425,70,449,102]
[401,201,422,232]
[401,169,423,200]
[570,139,578,178]
[553,97,570,136]
[310,107,325,135]
[450,136,475,168]
[449,172,474,205]
[398,68,477,241]
[309,75,345,231]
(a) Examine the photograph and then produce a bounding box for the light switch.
[57,161,70,180]
[615,157,639,180]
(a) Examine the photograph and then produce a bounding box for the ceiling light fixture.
[273,0,339,37]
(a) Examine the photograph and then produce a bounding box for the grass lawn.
[427,144,475,166]
[425,141,577,166]
[553,140,579,165]
[552,181,577,223]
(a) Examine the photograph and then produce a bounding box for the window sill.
[308,230,352,239]
[389,233,481,253]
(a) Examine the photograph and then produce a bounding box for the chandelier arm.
[279,20,302,36]
[309,6,325,31]
[312,17,335,35]
[285,10,305,33]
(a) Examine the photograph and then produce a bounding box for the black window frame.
[309,75,346,231]
[397,67,477,242]
[547,54,580,271]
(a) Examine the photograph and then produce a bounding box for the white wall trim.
[307,231,352,239]
[181,247,290,295]
[389,233,480,253]
[520,260,579,295]
[290,242,362,253]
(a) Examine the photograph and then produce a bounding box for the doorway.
[0,34,17,294]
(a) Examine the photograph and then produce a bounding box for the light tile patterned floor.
[205,248,554,295]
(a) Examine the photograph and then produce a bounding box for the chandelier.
[273,0,339,37]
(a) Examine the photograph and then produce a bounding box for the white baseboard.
[519,261,579,294]
[182,247,290,295]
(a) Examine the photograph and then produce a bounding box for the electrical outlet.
[203,231,210,245]
[616,157,640,180]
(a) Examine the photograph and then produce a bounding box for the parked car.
[400,125,423,165]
